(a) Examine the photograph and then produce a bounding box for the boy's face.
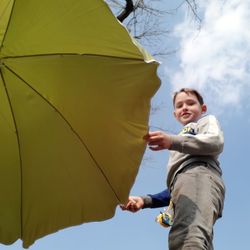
[173,92,207,125]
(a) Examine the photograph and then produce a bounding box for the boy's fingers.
[119,204,133,211]
[149,145,164,151]
[145,136,160,143]
[119,205,126,210]
[148,138,162,145]
[120,196,143,212]
[143,131,162,140]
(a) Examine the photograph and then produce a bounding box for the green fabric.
[0,0,160,248]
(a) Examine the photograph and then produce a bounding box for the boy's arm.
[120,189,171,212]
[142,189,171,208]
[170,115,224,155]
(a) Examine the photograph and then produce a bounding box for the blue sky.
[1,0,250,249]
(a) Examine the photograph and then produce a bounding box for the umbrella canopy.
[0,0,160,248]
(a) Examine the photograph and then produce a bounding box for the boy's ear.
[201,104,207,114]
[173,111,177,118]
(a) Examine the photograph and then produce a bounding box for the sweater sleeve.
[170,115,224,156]
[142,189,171,208]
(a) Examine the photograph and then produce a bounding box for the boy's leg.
[168,164,225,250]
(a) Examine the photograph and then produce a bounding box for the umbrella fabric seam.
[0,67,23,240]
[0,53,155,63]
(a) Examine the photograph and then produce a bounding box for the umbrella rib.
[4,64,122,203]
[0,67,24,240]
[2,53,151,63]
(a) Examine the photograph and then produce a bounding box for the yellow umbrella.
[0,0,160,248]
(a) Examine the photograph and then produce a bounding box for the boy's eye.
[175,104,182,109]
[187,100,196,106]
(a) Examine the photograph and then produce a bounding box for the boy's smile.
[173,92,207,125]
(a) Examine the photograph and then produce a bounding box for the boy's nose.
[182,104,188,111]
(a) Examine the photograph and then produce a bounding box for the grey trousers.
[169,163,225,250]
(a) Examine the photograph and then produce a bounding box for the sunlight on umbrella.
[0,0,160,247]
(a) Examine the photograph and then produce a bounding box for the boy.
[121,88,225,250]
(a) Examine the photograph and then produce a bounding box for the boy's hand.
[143,131,172,150]
[120,196,144,213]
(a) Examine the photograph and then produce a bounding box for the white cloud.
[166,0,250,114]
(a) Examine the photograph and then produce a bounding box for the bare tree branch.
[117,0,134,22]
[106,0,201,57]
[185,0,202,23]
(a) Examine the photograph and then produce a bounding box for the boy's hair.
[173,88,204,106]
